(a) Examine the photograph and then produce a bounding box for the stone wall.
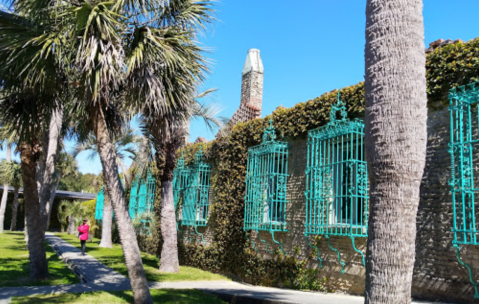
[181,107,479,303]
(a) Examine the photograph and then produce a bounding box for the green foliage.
[57,200,89,232]
[426,39,479,108]
[82,199,96,221]
[0,160,22,189]
[145,38,479,291]
[58,173,100,193]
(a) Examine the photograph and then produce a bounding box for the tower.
[229,48,264,125]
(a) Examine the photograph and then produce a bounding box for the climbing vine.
[138,38,479,290]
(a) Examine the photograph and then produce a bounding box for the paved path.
[0,234,444,304]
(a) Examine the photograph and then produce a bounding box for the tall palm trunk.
[40,106,63,231]
[67,215,76,235]
[19,141,48,280]
[99,184,113,248]
[10,188,19,231]
[0,142,12,233]
[364,0,427,302]
[91,104,152,304]
[44,178,60,231]
[158,142,180,273]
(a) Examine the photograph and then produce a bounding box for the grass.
[11,289,227,304]
[0,231,79,287]
[56,232,229,282]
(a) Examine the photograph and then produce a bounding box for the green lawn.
[11,289,227,304]
[56,233,229,282]
[0,231,79,287]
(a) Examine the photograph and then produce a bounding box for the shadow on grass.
[11,289,226,304]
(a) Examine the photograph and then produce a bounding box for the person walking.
[78,218,90,256]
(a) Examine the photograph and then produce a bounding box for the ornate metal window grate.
[129,180,139,218]
[244,119,289,254]
[128,172,156,221]
[95,186,104,221]
[173,155,189,219]
[449,82,479,298]
[181,147,212,228]
[304,93,368,271]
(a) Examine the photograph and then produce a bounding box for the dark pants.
[81,240,86,255]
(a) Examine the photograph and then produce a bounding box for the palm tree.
[57,200,88,235]
[74,124,140,248]
[1,0,215,300]
[74,125,140,185]
[0,160,22,231]
[153,94,221,273]
[0,5,63,279]
[38,106,65,232]
[364,0,427,302]
[43,152,77,231]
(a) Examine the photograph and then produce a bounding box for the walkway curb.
[49,242,87,283]
[203,290,298,304]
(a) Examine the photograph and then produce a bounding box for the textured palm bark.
[92,104,152,304]
[67,215,76,234]
[364,0,427,302]
[10,188,19,231]
[156,130,182,273]
[40,107,63,231]
[44,178,60,231]
[19,141,49,280]
[159,180,179,272]
[0,143,12,233]
[99,184,113,248]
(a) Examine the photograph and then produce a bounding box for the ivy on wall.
[138,38,479,290]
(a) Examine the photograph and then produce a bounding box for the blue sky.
[2,0,479,175]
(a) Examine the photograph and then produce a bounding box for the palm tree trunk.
[40,106,63,231]
[99,185,113,248]
[91,104,152,304]
[364,0,427,302]
[44,178,60,231]
[10,188,19,231]
[158,143,180,273]
[19,140,48,280]
[67,215,76,235]
[0,142,12,233]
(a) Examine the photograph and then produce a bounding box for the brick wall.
[182,107,479,303]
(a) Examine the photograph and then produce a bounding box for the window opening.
[449,82,479,299]
[94,186,104,222]
[179,147,212,245]
[305,92,368,272]
[244,119,289,254]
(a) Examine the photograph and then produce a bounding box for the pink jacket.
[78,224,90,241]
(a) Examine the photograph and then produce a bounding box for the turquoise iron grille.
[129,179,139,218]
[95,186,104,220]
[173,155,189,214]
[449,82,479,298]
[137,182,148,215]
[129,173,156,219]
[244,120,289,233]
[182,148,211,227]
[146,173,156,214]
[304,93,368,271]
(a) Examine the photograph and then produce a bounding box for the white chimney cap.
[242,48,264,75]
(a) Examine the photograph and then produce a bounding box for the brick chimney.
[228,49,264,126]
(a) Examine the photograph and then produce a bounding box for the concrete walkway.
[0,234,443,304]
